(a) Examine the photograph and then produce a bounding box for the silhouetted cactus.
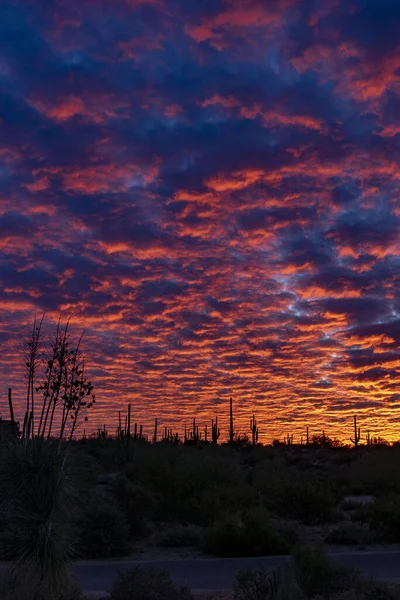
[250,414,259,445]
[211,417,220,444]
[350,415,361,448]
[190,418,200,443]
[153,418,158,444]
[98,424,108,439]
[229,397,234,445]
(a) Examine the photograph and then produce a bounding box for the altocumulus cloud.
[0,0,399,441]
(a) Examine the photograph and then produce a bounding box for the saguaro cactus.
[229,397,234,445]
[211,417,220,443]
[191,418,200,443]
[250,414,258,445]
[153,417,158,444]
[350,415,361,448]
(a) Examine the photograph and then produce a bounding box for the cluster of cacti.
[211,417,220,443]
[162,427,180,444]
[250,414,258,445]
[190,417,200,443]
[350,415,361,448]
[116,404,144,461]
[8,388,380,450]
[98,424,108,439]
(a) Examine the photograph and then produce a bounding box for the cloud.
[0,0,400,441]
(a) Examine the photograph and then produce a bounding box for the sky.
[1,0,400,443]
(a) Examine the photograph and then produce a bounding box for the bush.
[198,484,257,526]
[108,567,193,600]
[368,495,400,542]
[80,496,130,558]
[311,577,400,600]
[111,475,157,538]
[292,546,354,598]
[203,507,288,557]
[0,569,85,600]
[234,568,280,600]
[325,523,371,546]
[269,481,335,524]
[156,523,202,548]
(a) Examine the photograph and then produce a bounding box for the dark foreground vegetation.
[3,436,400,564]
[41,435,400,560]
[2,316,400,599]
[1,544,400,600]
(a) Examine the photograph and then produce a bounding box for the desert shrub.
[203,507,288,557]
[274,520,300,548]
[292,546,354,598]
[156,523,202,547]
[325,523,371,546]
[234,568,280,600]
[110,475,157,538]
[350,501,373,524]
[108,567,193,600]
[79,496,130,558]
[269,481,335,524]
[0,440,88,599]
[0,569,85,600]
[312,576,400,600]
[368,495,400,542]
[348,450,400,495]
[198,483,257,526]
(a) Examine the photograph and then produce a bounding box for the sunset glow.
[1,0,400,442]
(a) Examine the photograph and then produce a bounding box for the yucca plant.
[0,439,85,599]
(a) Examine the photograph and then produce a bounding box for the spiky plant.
[0,439,85,599]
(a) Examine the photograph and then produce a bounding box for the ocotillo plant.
[229,397,234,445]
[211,417,220,443]
[350,415,361,448]
[250,414,259,445]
